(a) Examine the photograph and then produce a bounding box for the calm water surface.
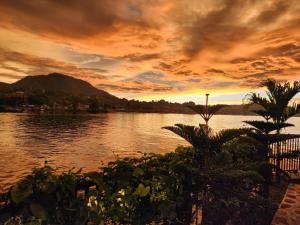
[0,113,299,192]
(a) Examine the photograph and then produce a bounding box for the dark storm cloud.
[0,0,154,38]
[174,0,298,57]
[256,0,290,24]
[176,0,252,56]
[0,0,299,96]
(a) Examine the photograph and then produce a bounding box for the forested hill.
[0,73,117,101]
[0,73,276,115]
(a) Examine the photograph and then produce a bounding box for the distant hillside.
[217,104,259,115]
[0,73,297,115]
[0,82,10,92]
[1,73,117,101]
[120,100,262,115]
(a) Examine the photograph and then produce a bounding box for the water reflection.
[0,113,299,192]
[15,114,104,157]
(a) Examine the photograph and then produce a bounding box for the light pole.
[205,93,209,126]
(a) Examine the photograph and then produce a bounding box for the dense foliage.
[0,143,275,225]
[245,79,300,183]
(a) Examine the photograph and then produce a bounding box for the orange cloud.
[0,0,299,102]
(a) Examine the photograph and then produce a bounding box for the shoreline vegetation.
[0,79,299,225]
[2,73,298,116]
[0,91,271,116]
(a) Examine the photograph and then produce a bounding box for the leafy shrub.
[222,136,261,163]
[0,145,273,225]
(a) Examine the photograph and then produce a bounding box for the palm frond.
[211,128,251,151]
[247,132,300,145]
[162,124,210,149]
[247,93,270,109]
[283,103,300,121]
[188,104,225,123]
[251,109,271,121]
[244,120,294,134]
[247,132,269,145]
[247,79,300,124]
[267,134,300,144]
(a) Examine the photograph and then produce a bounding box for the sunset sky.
[0,0,299,104]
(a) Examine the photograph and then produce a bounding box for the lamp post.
[205,93,209,126]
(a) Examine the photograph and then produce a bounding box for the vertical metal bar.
[296,138,298,171]
[278,142,281,171]
[288,140,291,171]
[298,138,300,171]
[284,141,287,171]
[288,139,290,171]
[295,138,298,171]
[292,139,295,171]
[283,141,286,171]
[289,139,295,171]
[285,140,288,171]
[285,140,292,171]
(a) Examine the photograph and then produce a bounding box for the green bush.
[0,145,274,225]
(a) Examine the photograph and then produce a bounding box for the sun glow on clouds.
[0,0,299,103]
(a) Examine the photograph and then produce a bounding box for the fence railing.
[269,137,300,172]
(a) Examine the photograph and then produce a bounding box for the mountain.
[2,73,118,101]
[0,82,10,92]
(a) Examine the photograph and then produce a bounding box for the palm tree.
[247,79,300,133]
[188,94,224,127]
[163,94,247,165]
[163,124,249,165]
[163,94,251,221]
[245,79,300,182]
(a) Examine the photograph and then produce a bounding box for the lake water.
[0,113,299,192]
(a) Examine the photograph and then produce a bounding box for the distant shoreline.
[1,110,299,117]
[1,74,299,117]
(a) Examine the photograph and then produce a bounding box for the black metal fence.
[269,137,300,172]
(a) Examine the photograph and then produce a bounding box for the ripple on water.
[1,113,299,192]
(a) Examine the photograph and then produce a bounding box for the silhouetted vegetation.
[245,79,300,184]
[0,145,275,225]
[1,73,293,115]
[0,79,299,224]
[188,94,225,126]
